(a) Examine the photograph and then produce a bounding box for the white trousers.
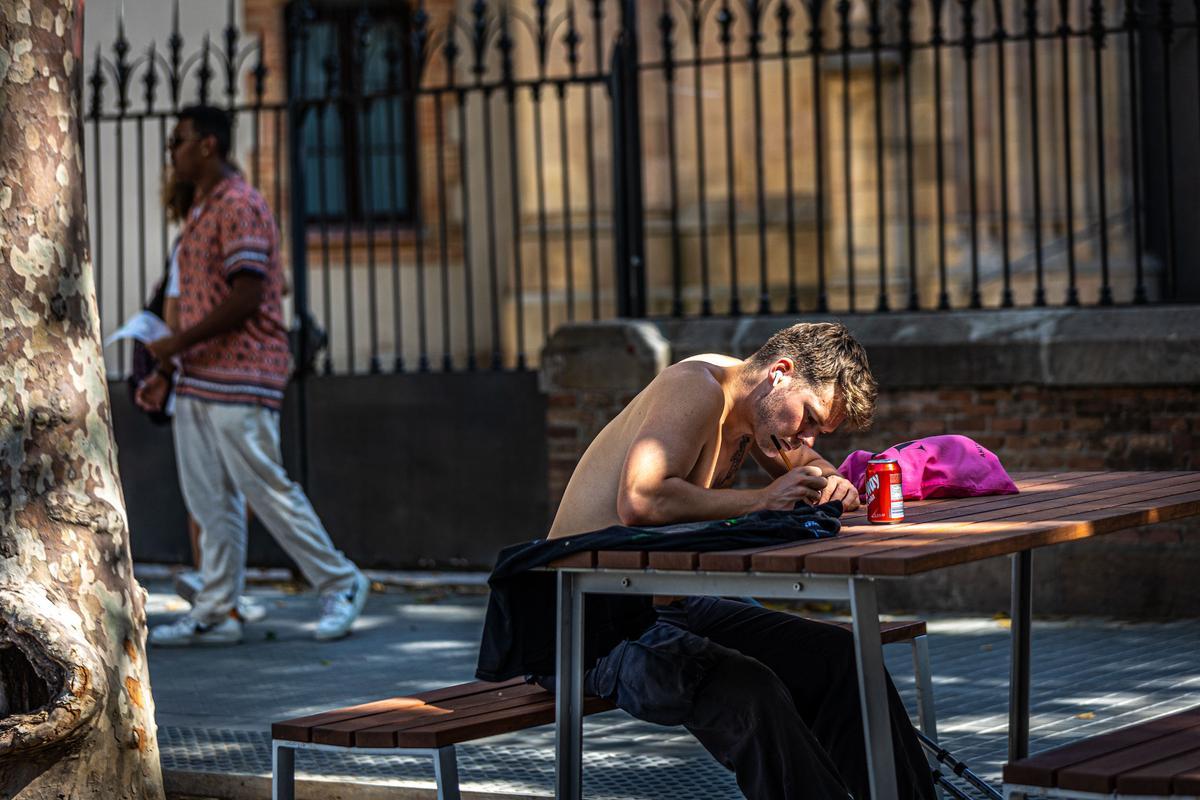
[173,396,359,624]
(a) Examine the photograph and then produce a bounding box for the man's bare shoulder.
[643,359,729,416]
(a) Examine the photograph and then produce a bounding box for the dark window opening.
[286,1,417,225]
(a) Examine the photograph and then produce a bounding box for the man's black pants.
[571,596,936,800]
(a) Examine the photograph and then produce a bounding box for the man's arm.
[749,442,862,511]
[616,370,827,526]
[147,273,264,365]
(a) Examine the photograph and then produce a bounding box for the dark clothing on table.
[475,504,844,682]
[541,597,936,800]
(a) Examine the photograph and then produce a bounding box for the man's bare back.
[548,353,860,539]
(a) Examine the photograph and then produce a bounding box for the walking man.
[137,105,368,646]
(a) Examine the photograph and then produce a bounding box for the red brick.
[971,435,1005,451]
[935,390,974,405]
[548,394,577,408]
[955,403,998,417]
[910,419,946,436]
[1063,456,1105,469]
[991,418,1024,433]
[1027,418,1065,433]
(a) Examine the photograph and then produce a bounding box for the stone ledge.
[655,306,1200,388]
[540,320,670,393]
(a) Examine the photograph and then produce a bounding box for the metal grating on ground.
[156,616,1200,799]
[158,723,743,799]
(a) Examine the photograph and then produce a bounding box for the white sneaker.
[236,596,268,623]
[149,614,242,647]
[173,570,268,624]
[314,572,370,641]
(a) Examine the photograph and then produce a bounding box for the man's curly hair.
[747,322,877,430]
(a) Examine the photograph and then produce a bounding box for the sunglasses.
[166,134,201,151]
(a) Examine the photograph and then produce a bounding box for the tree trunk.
[0,1,164,797]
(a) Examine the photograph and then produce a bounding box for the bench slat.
[1003,708,1200,787]
[1057,724,1200,793]
[394,695,616,748]
[275,621,927,749]
[1116,746,1200,795]
[314,683,549,747]
[272,677,526,742]
[1176,763,1200,794]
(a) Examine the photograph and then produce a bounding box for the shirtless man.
[548,322,934,800]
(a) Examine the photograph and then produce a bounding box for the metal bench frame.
[271,630,939,800]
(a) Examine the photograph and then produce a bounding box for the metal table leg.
[1008,550,1033,761]
[850,576,900,800]
[556,570,584,800]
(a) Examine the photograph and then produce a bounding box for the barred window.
[287,1,416,224]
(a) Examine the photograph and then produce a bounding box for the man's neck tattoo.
[716,435,752,488]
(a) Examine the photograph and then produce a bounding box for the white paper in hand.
[104,310,171,348]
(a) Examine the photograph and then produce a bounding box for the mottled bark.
[0,1,164,797]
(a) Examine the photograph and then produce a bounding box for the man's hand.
[135,372,170,412]
[146,335,179,362]
[759,465,828,510]
[819,473,861,511]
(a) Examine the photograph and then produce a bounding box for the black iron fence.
[86,0,1198,378]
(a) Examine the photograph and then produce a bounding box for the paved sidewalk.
[144,573,1200,799]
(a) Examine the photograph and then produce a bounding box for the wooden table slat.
[647,551,699,570]
[1115,746,1200,795]
[748,473,1186,574]
[548,550,596,569]
[890,472,1110,525]
[596,550,649,569]
[841,471,1190,532]
[859,485,1200,576]
[816,475,1200,576]
[1002,708,1200,786]
[698,472,1096,572]
[554,473,1097,575]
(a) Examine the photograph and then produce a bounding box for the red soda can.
[865,457,904,523]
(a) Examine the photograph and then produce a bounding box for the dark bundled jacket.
[475,502,844,682]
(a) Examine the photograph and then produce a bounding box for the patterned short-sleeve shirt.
[175,173,290,410]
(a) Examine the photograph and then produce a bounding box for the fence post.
[610,0,647,318]
[287,4,312,487]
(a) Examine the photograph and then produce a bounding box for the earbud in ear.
[772,371,783,386]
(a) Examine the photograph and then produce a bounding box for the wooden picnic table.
[546,470,1200,800]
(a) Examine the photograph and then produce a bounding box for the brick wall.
[541,310,1200,615]
[549,384,1200,524]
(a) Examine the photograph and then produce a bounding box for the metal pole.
[1008,549,1033,761]
[555,571,584,800]
[286,13,312,487]
[850,577,900,799]
[272,741,295,800]
[610,0,646,318]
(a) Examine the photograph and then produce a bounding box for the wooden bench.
[1002,706,1200,799]
[271,619,936,800]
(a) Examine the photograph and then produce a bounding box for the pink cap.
[838,434,1019,500]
